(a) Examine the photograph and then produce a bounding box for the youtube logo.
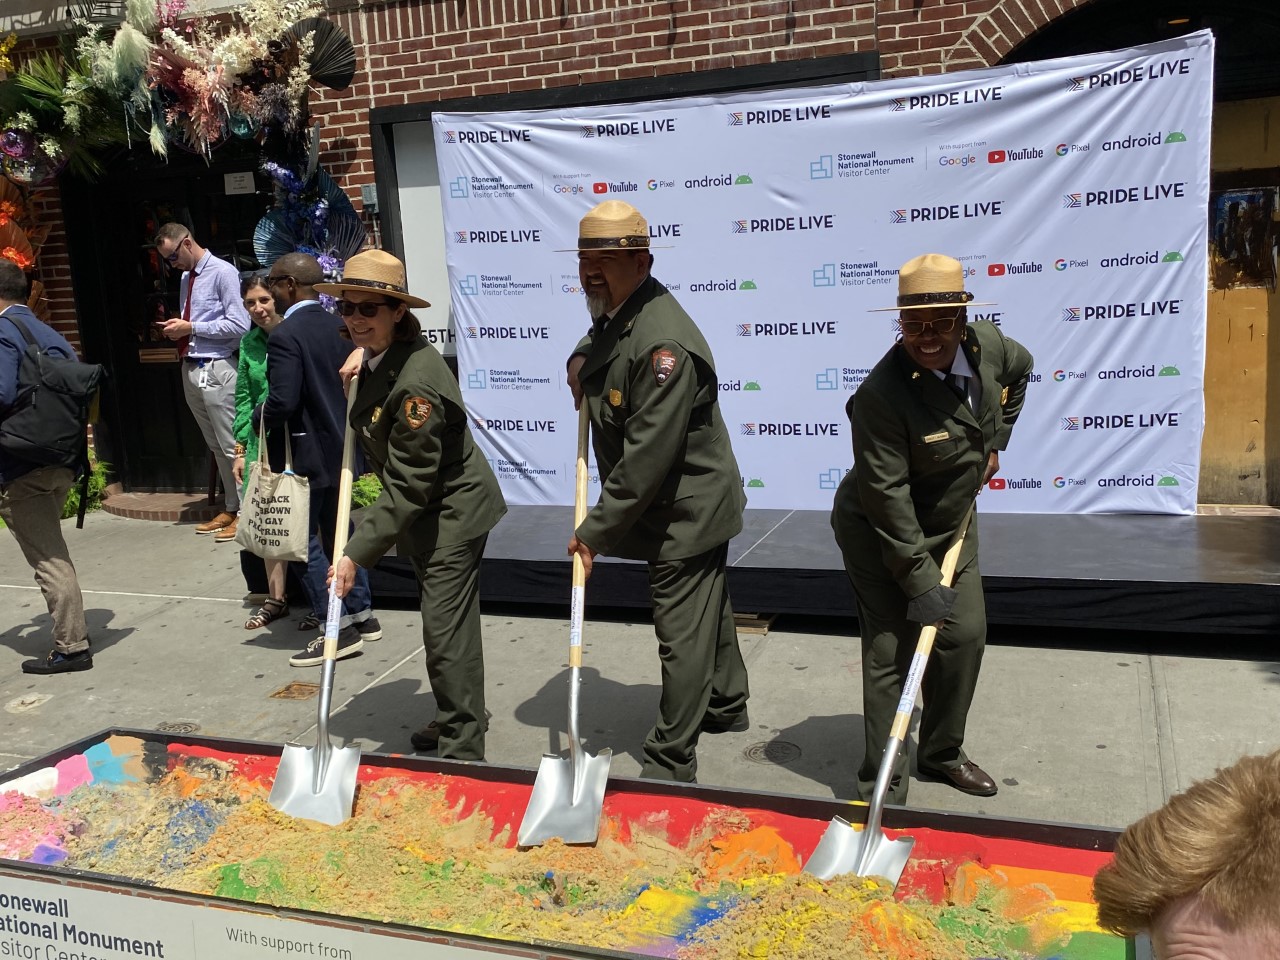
[988,150,1006,163]
[988,263,1006,276]
[592,182,608,194]
[987,477,1007,490]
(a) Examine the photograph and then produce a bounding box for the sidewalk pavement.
[2,510,1278,831]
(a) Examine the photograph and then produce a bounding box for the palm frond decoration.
[326,205,365,261]
[252,208,297,268]
[283,17,356,91]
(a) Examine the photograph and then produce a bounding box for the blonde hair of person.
[1093,749,1280,937]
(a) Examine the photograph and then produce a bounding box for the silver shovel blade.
[517,748,612,846]
[268,741,361,826]
[805,816,916,887]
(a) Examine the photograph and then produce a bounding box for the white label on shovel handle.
[895,649,929,715]
[568,584,585,667]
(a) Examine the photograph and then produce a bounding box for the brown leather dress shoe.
[214,517,239,542]
[195,511,237,534]
[918,760,998,797]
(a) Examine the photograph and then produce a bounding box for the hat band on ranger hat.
[579,235,650,250]
[341,276,414,295]
[898,290,975,308]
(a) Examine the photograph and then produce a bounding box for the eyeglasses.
[337,299,394,318]
[267,275,294,287]
[898,312,961,338]
[164,237,188,265]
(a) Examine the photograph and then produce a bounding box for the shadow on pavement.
[516,666,660,770]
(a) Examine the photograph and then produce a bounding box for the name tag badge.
[923,430,951,444]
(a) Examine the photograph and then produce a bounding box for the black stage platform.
[369,508,1280,636]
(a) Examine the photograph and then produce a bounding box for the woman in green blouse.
[231,275,288,630]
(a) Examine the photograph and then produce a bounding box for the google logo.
[647,179,658,191]
[561,284,585,294]
[1056,144,1069,157]
[1054,259,1067,271]
[553,183,584,195]
[1053,477,1066,488]
[1053,370,1066,381]
[938,154,977,167]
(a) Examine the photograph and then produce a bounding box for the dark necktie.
[948,372,970,408]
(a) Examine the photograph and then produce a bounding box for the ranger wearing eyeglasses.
[317,250,505,762]
[830,253,1033,804]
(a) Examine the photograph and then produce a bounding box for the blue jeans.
[293,485,372,628]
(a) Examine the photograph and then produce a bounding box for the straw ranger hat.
[314,249,430,308]
[870,253,995,312]
[557,199,672,252]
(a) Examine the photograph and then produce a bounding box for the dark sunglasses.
[337,299,395,318]
[164,237,188,265]
[898,311,961,338]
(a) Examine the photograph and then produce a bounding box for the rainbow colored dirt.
[0,735,1128,959]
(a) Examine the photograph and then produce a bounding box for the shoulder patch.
[403,396,432,429]
[651,348,677,386]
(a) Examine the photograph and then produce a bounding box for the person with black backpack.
[0,259,95,674]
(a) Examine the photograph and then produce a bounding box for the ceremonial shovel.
[518,404,612,846]
[269,372,363,826]
[806,505,974,887]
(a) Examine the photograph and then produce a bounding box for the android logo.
[1161,251,1184,262]
[1164,131,1187,143]
[1158,365,1181,376]
[1157,476,1179,487]
[739,280,758,290]
[746,478,765,488]
[735,174,753,185]
[744,381,762,391]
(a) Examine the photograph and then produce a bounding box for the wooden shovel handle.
[569,404,589,667]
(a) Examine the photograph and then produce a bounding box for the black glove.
[906,584,958,625]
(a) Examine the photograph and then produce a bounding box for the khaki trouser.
[0,466,89,654]
[181,357,240,513]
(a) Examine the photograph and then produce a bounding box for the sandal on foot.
[245,597,288,630]
[297,612,323,632]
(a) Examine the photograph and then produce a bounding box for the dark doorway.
[1003,0,1280,101]
[63,141,271,492]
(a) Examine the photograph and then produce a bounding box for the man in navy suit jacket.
[256,253,380,664]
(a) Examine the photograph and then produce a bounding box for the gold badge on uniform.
[1000,386,1009,405]
[652,348,677,385]
[608,389,623,407]
[371,406,382,425]
[403,396,432,429]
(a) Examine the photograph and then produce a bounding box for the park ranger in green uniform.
[318,250,506,762]
[831,253,1033,804]
[565,200,750,783]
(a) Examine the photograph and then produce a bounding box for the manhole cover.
[155,721,200,734]
[5,693,51,714]
[270,681,321,701]
[743,741,801,765]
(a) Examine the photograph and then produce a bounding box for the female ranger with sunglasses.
[829,253,1034,805]
[316,251,506,762]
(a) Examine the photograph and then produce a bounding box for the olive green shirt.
[345,338,506,568]
[574,275,745,561]
[831,320,1034,599]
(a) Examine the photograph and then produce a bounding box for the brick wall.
[13,0,1090,352]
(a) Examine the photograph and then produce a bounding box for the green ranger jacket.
[345,338,506,569]
[831,320,1034,600]
[575,275,745,561]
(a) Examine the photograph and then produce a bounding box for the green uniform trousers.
[409,533,488,762]
[850,553,987,804]
[641,541,750,783]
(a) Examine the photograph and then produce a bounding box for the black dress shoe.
[410,709,492,752]
[701,709,749,734]
[918,760,998,797]
[22,649,93,675]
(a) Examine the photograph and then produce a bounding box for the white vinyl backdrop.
[432,31,1213,515]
